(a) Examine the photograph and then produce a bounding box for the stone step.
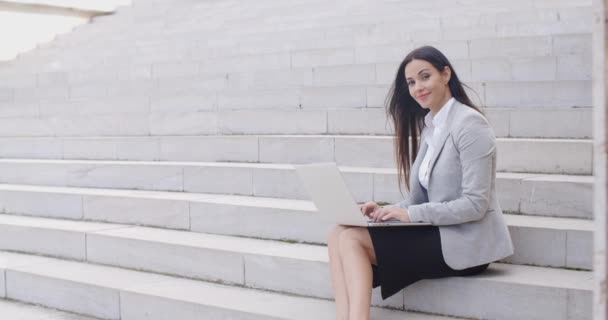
[29,54,586,91]
[223,81,589,109]
[224,56,592,88]
[33,27,590,71]
[66,13,592,58]
[3,84,581,128]
[209,107,588,139]
[0,160,592,218]
[483,107,592,139]
[0,84,592,132]
[0,251,458,320]
[0,86,592,128]
[0,188,593,269]
[0,298,100,320]
[0,105,592,138]
[0,32,591,81]
[54,4,592,50]
[210,20,591,55]
[0,136,593,174]
[0,219,593,319]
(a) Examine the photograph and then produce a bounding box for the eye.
[406,80,415,87]
[421,73,430,80]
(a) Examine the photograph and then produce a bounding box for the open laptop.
[294,163,431,227]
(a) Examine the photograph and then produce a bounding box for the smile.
[417,93,430,100]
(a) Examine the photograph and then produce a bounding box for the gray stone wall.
[594,0,608,318]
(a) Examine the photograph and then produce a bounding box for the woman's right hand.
[359,201,380,218]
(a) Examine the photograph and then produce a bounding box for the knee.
[327,225,348,249]
[339,227,376,264]
[338,227,363,249]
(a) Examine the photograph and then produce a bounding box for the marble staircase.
[0,0,595,319]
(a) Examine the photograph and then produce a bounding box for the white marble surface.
[86,232,245,284]
[83,195,190,229]
[0,135,594,173]
[593,2,607,318]
[258,136,335,164]
[497,138,593,175]
[218,109,327,135]
[0,299,101,320]
[0,250,591,320]
[0,162,593,217]
[0,206,594,273]
[0,0,597,318]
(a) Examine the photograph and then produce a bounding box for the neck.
[430,94,453,116]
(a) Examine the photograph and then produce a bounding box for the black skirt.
[368,225,489,299]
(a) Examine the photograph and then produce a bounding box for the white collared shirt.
[418,97,455,190]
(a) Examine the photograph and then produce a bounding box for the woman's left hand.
[369,206,411,223]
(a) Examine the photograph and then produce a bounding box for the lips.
[417,92,430,100]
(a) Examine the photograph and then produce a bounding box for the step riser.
[485,108,592,139]
[192,206,593,270]
[6,271,120,320]
[0,225,86,261]
[6,271,267,320]
[0,194,593,269]
[205,212,586,270]
[0,250,448,320]
[0,174,593,221]
[15,40,592,86]
[88,234,247,285]
[120,292,282,320]
[204,26,590,55]
[0,266,414,320]
[29,21,593,61]
[503,226,591,269]
[0,81,593,114]
[0,107,591,138]
[402,277,590,320]
[0,166,592,219]
[1,259,591,320]
[0,299,100,319]
[190,203,331,244]
[0,216,591,301]
[36,37,592,75]
[0,137,593,174]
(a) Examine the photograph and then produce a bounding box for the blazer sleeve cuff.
[407,205,427,223]
[393,198,411,209]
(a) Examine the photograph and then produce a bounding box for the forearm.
[393,197,412,209]
[407,195,489,225]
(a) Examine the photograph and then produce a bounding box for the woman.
[326,46,514,320]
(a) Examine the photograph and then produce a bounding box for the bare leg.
[327,225,351,320]
[339,227,377,320]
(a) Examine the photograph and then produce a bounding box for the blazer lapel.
[426,101,461,179]
[408,137,429,201]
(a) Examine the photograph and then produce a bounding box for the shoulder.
[450,102,492,137]
[451,102,488,125]
[449,102,496,154]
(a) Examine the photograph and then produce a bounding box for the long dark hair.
[385,45,483,193]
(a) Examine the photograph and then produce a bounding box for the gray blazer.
[395,100,514,270]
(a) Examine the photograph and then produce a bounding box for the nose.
[413,81,424,93]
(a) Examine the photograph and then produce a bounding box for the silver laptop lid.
[295,163,367,227]
[295,163,431,227]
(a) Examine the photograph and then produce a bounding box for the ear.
[441,66,452,84]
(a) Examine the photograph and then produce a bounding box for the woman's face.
[404,59,452,112]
